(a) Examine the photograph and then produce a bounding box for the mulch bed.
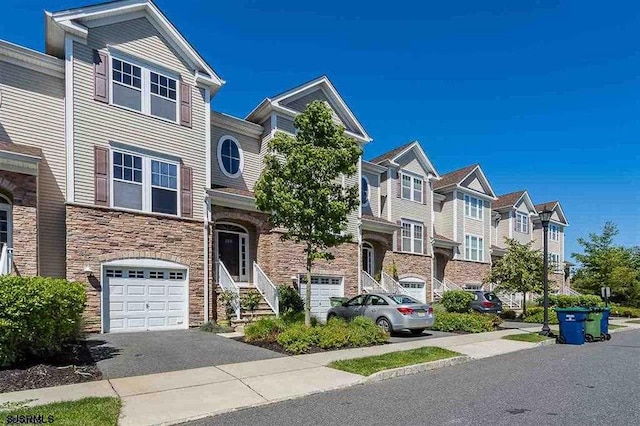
[0,342,102,394]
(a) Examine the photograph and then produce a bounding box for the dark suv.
[469,291,503,314]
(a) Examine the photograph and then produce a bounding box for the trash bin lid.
[555,307,590,313]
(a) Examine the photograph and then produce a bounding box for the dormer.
[245,75,372,145]
[493,190,538,245]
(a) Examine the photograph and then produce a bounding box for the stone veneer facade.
[66,204,209,332]
[444,259,491,289]
[382,251,433,301]
[0,171,37,277]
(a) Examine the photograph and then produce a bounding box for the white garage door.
[298,275,344,321]
[400,278,427,303]
[104,267,188,333]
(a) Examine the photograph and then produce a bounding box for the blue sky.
[2,0,639,260]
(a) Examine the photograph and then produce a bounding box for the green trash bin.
[585,308,604,342]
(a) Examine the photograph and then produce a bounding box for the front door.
[362,244,374,276]
[217,230,249,282]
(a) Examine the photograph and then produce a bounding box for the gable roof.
[44,0,223,90]
[433,164,496,198]
[493,190,526,209]
[245,75,372,143]
[369,141,439,178]
[535,201,569,225]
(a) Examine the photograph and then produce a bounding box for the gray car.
[469,291,503,314]
[326,293,435,335]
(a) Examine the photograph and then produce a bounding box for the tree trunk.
[522,292,527,317]
[305,249,312,328]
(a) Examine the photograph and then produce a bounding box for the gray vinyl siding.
[461,173,487,195]
[434,192,454,240]
[532,223,564,264]
[276,115,296,134]
[459,192,491,263]
[73,17,207,219]
[380,169,389,218]
[455,192,464,251]
[390,152,433,255]
[344,172,359,240]
[261,116,272,139]
[0,60,66,277]
[361,170,379,217]
[483,200,491,262]
[281,89,361,136]
[211,125,262,191]
[496,211,510,248]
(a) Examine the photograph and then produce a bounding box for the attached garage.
[298,275,344,321]
[102,259,189,333]
[399,277,427,303]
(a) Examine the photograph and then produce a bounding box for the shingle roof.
[433,164,478,190]
[362,214,397,226]
[0,142,42,158]
[534,201,558,213]
[210,187,255,197]
[493,190,526,209]
[434,233,455,243]
[369,141,415,164]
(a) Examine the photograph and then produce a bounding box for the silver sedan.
[326,293,435,335]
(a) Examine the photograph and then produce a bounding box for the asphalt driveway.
[87,329,283,379]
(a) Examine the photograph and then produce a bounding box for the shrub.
[347,316,389,347]
[490,314,503,328]
[240,289,262,319]
[537,294,604,308]
[219,290,238,321]
[199,321,233,333]
[244,317,283,343]
[317,318,350,349]
[610,305,640,318]
[522,307,559,324]
[280,311,318,326]
[276,323,319,354]
[278,285,304,315]
[500,310,517,320]
[441,290,474,313]
[431,312,494,333]
[0,276,86,367]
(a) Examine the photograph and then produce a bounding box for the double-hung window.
[549,224,559,241]
[401,220,423,254]
[464,195,483,219]
[550,253,561,271]
[400,172,423,203]
[515,212,529,233]
[112,150,179,216]
[465,235,484,262]
[111,57,179,122]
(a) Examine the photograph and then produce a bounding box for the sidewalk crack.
[107,379,121,398]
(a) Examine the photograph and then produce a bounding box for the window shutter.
[180,82,192,128]
[423,225,428,254]
[94,146,109,205]
[93,50,109,103]
[396,170,401,198]
[423,180,427,205]
[181,166,193,217]
[397,220,402,251]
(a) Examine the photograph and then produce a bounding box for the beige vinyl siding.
[512,200,533,245]
[0,60,66,277]
[532,223,564,265]
[276,115,296,134]
[281,89,360,136]
[455,192,464,249]
[344,172,358,240]
[379,169,388,218]
[434,192,454,240]
[73,17,207,219]
[260,116,272,139]
[361,170,379,217]
[483,200,491,262]
[496,211,510,248]
[211,125,262,191]
[390,152,433,255]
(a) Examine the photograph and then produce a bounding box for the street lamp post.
[539,207,553,336]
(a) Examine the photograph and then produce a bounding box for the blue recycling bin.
[601,307,611,341]
[555,308,589,345]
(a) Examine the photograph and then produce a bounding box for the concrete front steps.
[231,286,277,328]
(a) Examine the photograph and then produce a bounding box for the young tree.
[572,222,640,306]
[254,101,362,326]
[483,238,545,316]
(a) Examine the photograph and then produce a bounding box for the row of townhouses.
[0,0,570,333]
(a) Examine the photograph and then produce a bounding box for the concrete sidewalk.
[2,320,638,426]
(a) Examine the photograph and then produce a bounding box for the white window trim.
[515,212,529,234]
[361,175,370,207]
[464,233,485,262]
[401,219,424,254]
[464,194,483,220]
[550,252,561,271]
[400,170,424,203]
[217,135,244,179]
[110,148,181,217]
[549,224,559,241]
[109,55,180,124]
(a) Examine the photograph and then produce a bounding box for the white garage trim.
[298,274,344,322]
[399,277,427,303]
[100,258,189,333]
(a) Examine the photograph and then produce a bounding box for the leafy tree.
[572,222,640,306]
[483,238,545,316]
[255,101,362,326]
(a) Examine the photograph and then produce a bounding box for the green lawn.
[329,347,460,376]
[0,397,120,426]
[502,333,553,343]
[608,324,626,330]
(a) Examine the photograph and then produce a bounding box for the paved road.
[185,329,640,426]
[87,329,282,379]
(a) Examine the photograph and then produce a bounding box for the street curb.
[361,356,472,383]
[536,338,556,347]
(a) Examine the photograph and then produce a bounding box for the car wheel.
[410,328,425,336]
[376,317,393,333]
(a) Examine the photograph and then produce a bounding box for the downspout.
[203,193,211,323]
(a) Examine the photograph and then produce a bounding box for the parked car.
[469,291,503,314]
[327,293,435,335]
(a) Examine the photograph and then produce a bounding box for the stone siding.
[381,251,432,301]
[66,204,207,332]
[444,259,491,288]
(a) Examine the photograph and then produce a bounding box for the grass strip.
[329,347,460,376]
[0,397,121,426]
[501,333,552,343]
